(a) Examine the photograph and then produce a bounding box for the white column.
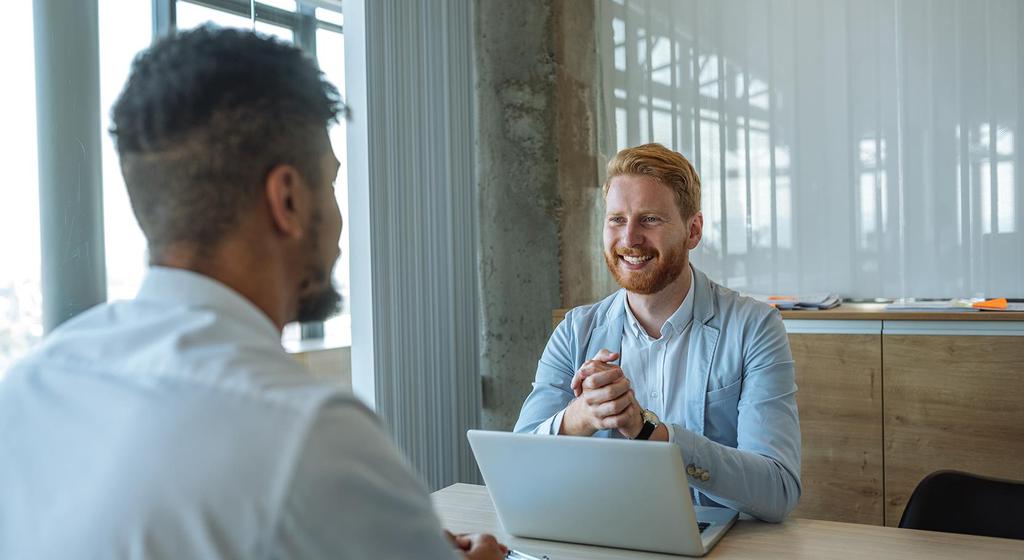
[33,0,106,332]
[345,0,481,490]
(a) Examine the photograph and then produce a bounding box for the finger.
[453,534,472,550]
[601,401,638,429]
[582,367,625,391]
[574,360,616,396]
[468,534,499,552]
[591,348,620,363]
[577,359,614,377]
[594,390,633,418]
[586,379,631,407]
[583,373,630,402]
[570,371,584,396]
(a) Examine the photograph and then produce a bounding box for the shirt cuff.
[664,421,677,444]
[534,408,568,435]
[550,408,567,435]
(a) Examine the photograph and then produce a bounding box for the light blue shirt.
[514,266,801,522]
[0,267,458,560]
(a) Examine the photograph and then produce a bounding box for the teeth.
[623,255,652,265]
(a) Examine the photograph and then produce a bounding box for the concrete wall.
[475,0,611,430]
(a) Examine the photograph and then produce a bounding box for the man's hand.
[569,349,619,397]
[445,531,508,560]
[560,349,639,436]
[615,389,646,439]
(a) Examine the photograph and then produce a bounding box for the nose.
[624,219,644,247]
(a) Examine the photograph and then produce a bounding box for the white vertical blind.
[345,0,481,490]
[598,0,1024,298]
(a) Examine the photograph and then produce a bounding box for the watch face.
[642,409,660,425]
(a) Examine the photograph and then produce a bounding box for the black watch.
[634,409,660,440]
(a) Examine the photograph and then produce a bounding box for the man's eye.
[642,216,660,223]
[608,217,626,224]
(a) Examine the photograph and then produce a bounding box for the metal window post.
[153,0,177,40]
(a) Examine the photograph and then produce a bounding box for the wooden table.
[433,484,1024,559]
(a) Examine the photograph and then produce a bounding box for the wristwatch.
[634,408,660,440]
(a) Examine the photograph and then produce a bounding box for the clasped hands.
[559,349,645,439]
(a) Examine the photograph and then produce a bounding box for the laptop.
[467,430,738,557]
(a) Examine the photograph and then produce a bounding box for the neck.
[153,235,294,332]
[626,264,692,339]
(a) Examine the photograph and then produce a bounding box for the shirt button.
[650,391,659,399]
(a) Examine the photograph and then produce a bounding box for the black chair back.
[899,470,1024,540]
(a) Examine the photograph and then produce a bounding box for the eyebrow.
[605,209,669,216]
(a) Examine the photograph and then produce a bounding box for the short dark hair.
[110,26,342,259]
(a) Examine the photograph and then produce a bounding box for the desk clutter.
[748,293,841,310]
[747,294,1024,312]
[886,297,1024,312]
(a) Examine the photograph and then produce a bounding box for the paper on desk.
[747,293,841,310]
[885,298,978,312]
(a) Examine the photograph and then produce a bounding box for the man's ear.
[265,164,310,240]
[687,212,704,250]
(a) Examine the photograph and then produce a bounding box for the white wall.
[599,0,1024,298]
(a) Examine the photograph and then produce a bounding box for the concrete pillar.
[475,0,603,430]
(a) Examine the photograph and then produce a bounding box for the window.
[2,1,348,375]
[100,0,153,303]
[0,1,41,375]
[315,20,351,348]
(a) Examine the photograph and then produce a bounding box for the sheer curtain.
[597,0,1023,298]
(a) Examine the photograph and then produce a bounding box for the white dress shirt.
[0,267,458,560]
[619,265,695,443]
[545,267,695,439]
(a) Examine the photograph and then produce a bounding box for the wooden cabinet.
[881,333,1024,526]
[789,334,884,525]
[785,314,1024,526]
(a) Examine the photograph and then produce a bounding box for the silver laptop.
[467,430,738,557]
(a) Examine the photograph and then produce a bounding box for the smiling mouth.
[617,253,656,270]
[621,255,653,265]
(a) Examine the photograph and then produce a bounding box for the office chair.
[898,470,1024,540]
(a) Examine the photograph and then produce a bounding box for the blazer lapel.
[583,290,626,366]
[685,267,720,434]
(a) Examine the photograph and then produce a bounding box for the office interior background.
[3,0,1022,520]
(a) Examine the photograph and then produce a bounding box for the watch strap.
[635,418,656,440]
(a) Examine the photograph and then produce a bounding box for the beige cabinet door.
[789,333,884,525]
[882,334,1024,527]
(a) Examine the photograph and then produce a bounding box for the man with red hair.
[515,143,801,523]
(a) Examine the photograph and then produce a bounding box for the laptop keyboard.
[698,522,711,533]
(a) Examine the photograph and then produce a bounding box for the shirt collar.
[623,265,696,340]
[135,266,281,344]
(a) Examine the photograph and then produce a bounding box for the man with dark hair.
[0,27,504,560]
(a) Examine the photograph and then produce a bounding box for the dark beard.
[295,281,342,323]
[295,207,342,323]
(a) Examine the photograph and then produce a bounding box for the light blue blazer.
[514,267,801,522]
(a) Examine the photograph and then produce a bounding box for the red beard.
[604,245,688,295]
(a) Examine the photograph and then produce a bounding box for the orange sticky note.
[973,298,1007,310]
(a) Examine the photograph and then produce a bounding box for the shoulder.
[701,276,784,340]
[559,290,624,335]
